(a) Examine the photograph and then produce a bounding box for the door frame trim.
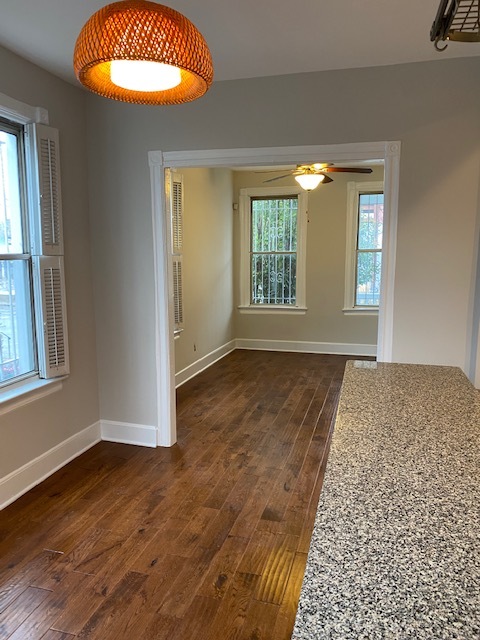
[149,141,401,446]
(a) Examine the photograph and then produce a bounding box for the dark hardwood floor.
[0,350,371,639]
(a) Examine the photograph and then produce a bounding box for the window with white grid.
[0,113,68,390]
[344,181,384,313]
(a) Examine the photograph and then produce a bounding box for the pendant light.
[73,0,214,105]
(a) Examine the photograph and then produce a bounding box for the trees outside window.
[356,192,383,306]
[239,187,307,313]
[250,196,298,305]
[344,181,384,313]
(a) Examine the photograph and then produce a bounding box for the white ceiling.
[0,0,479,88]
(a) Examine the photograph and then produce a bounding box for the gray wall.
[87,56,480,428]
[233,167,384,347]
[174,167,234,374]
[1,47,479,480]
[0,46,99,477]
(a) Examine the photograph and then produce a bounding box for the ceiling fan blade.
[255,169,290,173]
[321,174,334,184]
[321,167,373,174]
[263,174,291,183]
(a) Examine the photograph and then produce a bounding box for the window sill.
[343,307,379,316]
[0,376,65,417]
[238,305,307,315]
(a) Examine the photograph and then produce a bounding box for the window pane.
[0,260,35,383]
[0,130,24,254]
[358,193,383,250]
[251,198,298,252]
[356,251,382,306]
[251,254,296,304]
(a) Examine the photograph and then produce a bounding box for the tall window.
[0,115,68,390]
[344,181,384,312]
[239,187,307,312]
[0,121,35,383]
[251,196,298,305]
[356,192,383,306]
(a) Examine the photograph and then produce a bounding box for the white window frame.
[239,186,307,314]
[344,180,384,315]
[0,94,68,412]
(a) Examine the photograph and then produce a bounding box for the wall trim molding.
[175,340,236,388]
[162,142,393,168]
[235,339,377,357]
[100,420,157,448]
[0,422,101,510]
[152,140,399,445]
[149,152,176,448]
[377,141,400,362]
[0,91,49,125]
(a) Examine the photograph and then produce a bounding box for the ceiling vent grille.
[431,0,480,50]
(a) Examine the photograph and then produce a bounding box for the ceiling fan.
[261,163,373,191]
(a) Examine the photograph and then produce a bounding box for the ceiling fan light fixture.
[295,173,325,191]
[73,0,214,105]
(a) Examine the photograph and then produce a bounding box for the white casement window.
[239,186,307,314]
[344,181,384,314]
[168,171,184,334]
[0,116,69,393]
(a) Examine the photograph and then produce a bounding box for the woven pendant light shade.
[74,0,214,105]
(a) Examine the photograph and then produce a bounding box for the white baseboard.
[235,338,377,357]
[100,420,157,448]
[175,338,375,389]
[175,339,236,388]
[0,422,101,510]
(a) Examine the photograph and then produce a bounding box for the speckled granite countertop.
[292,361,480,640]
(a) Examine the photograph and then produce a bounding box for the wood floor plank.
[167,595,221,640]
[273,552,309,640]
[297,439,332,555]
[75,571,147,639]
[40,631,75,640]
[129,614,178,640]
[95,491,165,533]
[196,535,250,600]
[0,351,373,640]
[0,586,51,638]
[49,581,105,635]
[7,572,90,640]
[228,468,281,538]
[0,550,62,613]
[90,525,160,596]
[240,599,279,640]
[172,506,220,557]
[253,534,299,605]
[128,520,192,572]
[192,508,243,562]
[237,531,278,576]
[157,557,215,619]
[206,572,260,640]
[281,377,341,537]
